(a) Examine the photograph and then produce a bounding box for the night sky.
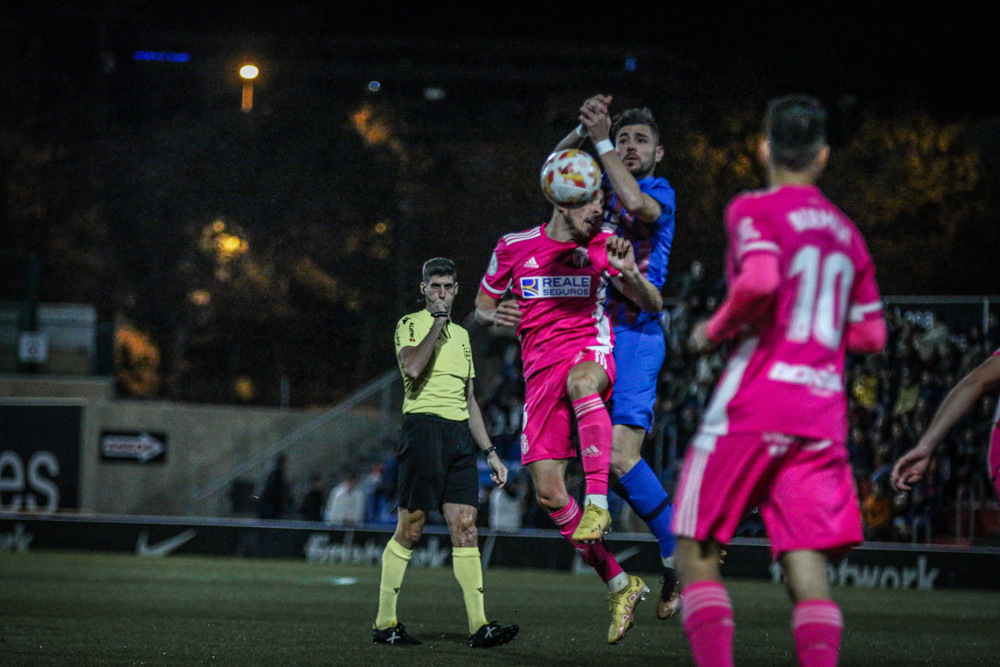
[3,1,999,401]
[90,1,1000,122]
[5,2,997,123]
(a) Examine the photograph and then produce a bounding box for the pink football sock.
[792,599,843,667]
[681,581,735,667]
[549,498,623,583]
[572,394,612,498]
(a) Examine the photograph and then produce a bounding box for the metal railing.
[186,367,400,515]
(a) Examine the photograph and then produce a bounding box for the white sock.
[584,494,608,510]
[607,571,629,593]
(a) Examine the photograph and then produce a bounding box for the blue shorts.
[611,319,666,432]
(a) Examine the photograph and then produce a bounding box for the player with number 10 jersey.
[696,184,883,444]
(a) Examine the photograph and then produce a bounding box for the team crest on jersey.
[487,252,499,276]
[520,275,591,298]
[571,247,591,268]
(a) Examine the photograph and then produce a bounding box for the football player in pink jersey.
[476,188,662,643]
[673,95,887,667]
[555,96,683,621]
[892,348,1000,501]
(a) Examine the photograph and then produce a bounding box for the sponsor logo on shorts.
[520,275,590,298]
[763,432,794,457]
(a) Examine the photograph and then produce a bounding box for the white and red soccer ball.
[539,149,602,206]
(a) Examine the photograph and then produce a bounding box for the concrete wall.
[1,375,400,518]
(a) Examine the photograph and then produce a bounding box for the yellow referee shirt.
[394,310,474,421]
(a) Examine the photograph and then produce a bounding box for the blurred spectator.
[861,478,895,540]
[298,474,326,521]
[914,313,950,363]
[677,259,714,320]
[489,473,527,532]
[851,358,880,411]
[324,469,366,525]
[256,454,292,519]
[892,367,920,417]
[369,442,400,524]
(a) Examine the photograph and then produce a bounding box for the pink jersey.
[698,184,883,443]
[480,222,617,379]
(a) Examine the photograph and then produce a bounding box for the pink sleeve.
[481,239,512,298]
[845,252,886,353]
[705,252,780,343]
[846,251,883,324]
[845,317,888,354]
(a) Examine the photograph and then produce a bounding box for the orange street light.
[240,64,259,112]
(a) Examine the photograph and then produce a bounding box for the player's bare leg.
[781,550,843,666]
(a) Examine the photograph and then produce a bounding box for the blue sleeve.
[641,177,676,289]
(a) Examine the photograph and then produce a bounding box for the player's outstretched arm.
[892,354,1000,490]
[606,236,662,312]
[890,446,933,492]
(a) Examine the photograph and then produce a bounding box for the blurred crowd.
[250,262,1000,544]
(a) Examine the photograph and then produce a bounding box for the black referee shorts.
[396,413,478,512]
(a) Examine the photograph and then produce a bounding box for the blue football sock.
[614,458,675,560]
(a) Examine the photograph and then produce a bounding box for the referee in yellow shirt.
[372,257,519,649]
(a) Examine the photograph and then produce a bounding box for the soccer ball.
[539,149,602,206]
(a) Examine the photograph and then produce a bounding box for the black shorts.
[396,413,478,512]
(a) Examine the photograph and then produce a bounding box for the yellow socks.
[452,547,488,634]
[374,538,412,631]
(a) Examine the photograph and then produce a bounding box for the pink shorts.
[672,431,863,559]
[520,348,615,465]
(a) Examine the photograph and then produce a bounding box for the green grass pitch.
[2,550,998,665]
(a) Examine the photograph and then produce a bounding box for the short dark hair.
[765,94,828,171]
[422,257,457,283]
[611,107,660,145]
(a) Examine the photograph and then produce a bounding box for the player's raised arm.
[582,104,662,223]
[552,94,613,152]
